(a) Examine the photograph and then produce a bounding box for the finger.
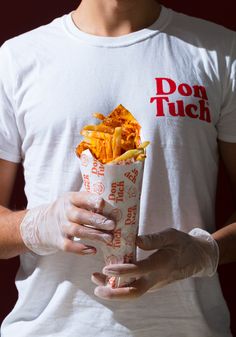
[94,276,149,300]
[67,223,113,244]
[136,228,179,250]
[94,285,136,300]
[63,238,97,255]
[69,191,105,213]
[67,205,115,231]
[103,263,142,277]
[91,272,107,286]
[103,250,167,276]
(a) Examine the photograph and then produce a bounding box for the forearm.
[0,205,29,259]
[212,211,236,265]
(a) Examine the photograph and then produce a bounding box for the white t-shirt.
[0,6,236,337]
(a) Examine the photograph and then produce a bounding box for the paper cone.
[79,150,144,288]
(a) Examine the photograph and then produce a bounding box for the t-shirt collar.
[63,5,172,47]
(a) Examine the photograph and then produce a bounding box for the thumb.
[136,228,178,251]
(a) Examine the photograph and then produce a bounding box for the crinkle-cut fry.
[97,140,106,163]
[76,141,91,157]
[104,133,113,162]
[135,134,141,147]
[81,129,110,140]
[112,127,122,159]
[136,154,146,161]
[83,124,114,134]
[138,141,150,149]
[109,149,144,164]
[93,113,106,121]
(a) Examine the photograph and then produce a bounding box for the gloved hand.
[92,228,219,300]
[20,191,115,256]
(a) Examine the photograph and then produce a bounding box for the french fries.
[110,149,143,164]
[112,127,122,159]
[76,104,149,164]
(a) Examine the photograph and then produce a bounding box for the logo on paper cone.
[107,229,122,248]
[108,181,125,203]
[93,182,105,195]
[91,158,105,177]
[83,174,91,192]
[125,205,137,225]
[81,153,89,167]
[124,168,139,184]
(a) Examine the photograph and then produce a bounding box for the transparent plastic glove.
[92,228,219,300]
[20,191,115,256]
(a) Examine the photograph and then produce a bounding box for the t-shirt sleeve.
[216,37,236,143]
[0,43,22,163]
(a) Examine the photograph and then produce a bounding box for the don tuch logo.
[150,77,212,123]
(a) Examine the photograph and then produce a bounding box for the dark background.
[0,0,236,335]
